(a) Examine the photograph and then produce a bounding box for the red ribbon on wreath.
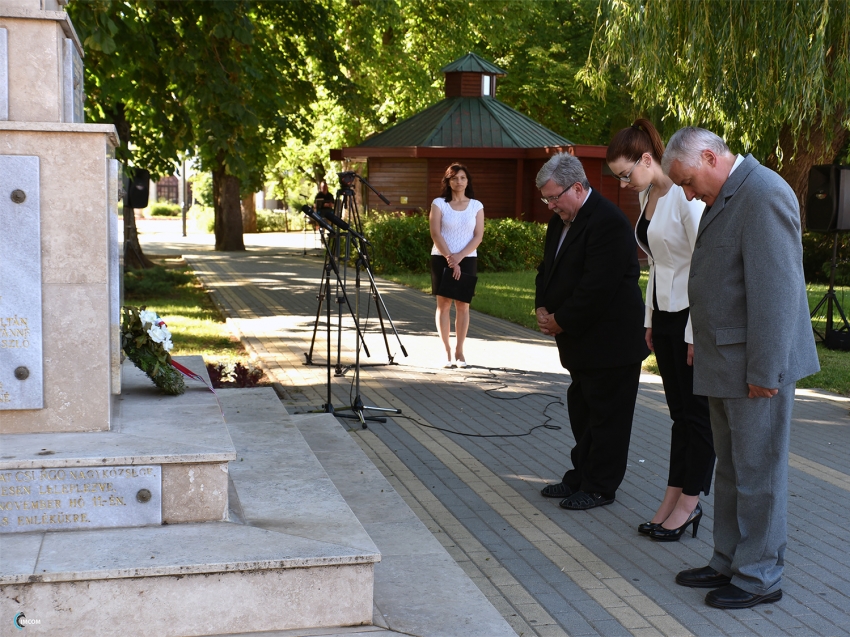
[170,360,217,396]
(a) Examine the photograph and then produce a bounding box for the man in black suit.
[536,153,649,510]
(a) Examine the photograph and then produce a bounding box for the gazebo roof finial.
[439,52,507,77]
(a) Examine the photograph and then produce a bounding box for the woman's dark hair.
[606,118,665,164]
[440,163,475,201]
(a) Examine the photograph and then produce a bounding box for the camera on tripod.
[337,171,357,188]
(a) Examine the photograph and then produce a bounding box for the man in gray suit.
[662,128,820,609]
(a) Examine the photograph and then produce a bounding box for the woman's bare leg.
[660,493,700,530]
[650,486,683,524]
[454,300,470,361]
[435,295,453,363]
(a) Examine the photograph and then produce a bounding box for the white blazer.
[636,184,704,343]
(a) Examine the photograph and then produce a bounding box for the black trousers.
[562,362,642,497]
[652,309,715,496]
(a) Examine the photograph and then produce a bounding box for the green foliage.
[802,232,850,284]
[68,0,194,178]
[362,212,432,274]
[477,219,547,272]
[581,0,850,163]
[187,205,215,234]
[206,361,265,388]
[125,266,193,300]
[361,213,547,274]
[255,210,288,233]
[70,0,350,250]
[189,172,214,207]
[271,0,636,203]
[149,202,181,217]
[121,306,185,396]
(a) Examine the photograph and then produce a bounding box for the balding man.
[663,128,819,609]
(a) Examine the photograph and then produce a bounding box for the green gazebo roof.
[439,52,507,76]
[357,97,571,149]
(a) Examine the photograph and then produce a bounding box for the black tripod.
[333,234,403,428]
[305,172,407,371]
[309,221,374,417]
[810,232,850,349]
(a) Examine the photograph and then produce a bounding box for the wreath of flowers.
[121,306,185,395]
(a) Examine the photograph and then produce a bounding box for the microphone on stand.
[301,205,334,232]
[321,210,371,246]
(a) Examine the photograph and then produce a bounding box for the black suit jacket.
[535,189,649,371]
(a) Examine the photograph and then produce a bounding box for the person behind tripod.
[429,163,484,368]
[314,180,335,213]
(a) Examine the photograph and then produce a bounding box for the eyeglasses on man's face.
[613,157,642,183]
[540,185,572,206]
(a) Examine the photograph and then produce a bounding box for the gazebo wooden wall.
[361,149,641,229]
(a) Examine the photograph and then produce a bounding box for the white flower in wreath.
[147,324,168,344]
[139,309,159,327]
[162,338,174,352]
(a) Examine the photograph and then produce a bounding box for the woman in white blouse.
[429,163,485,368]
[607,120,714,542]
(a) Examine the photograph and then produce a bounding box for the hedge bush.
[360,212,546,274]
[256,209,311,232]
[802,231,850,285]
[150,202,182,217]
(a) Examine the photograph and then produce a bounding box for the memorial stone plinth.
[1,0,121,433]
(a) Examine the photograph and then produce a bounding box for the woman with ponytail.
[606,119,714,542]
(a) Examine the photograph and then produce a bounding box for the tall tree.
[69,0,193,268]
[582,0,850,220]
[157,2,329,249]
[72,0,348,252]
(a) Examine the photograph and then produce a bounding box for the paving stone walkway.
[143,225,850,637]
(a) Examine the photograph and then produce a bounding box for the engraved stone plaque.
[0,155,43,410]
[0,465,162,533]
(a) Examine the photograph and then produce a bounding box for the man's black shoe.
[675,566,732,588]
[706,584,782,609]
[559,491,615,510]
[541,482,573,498]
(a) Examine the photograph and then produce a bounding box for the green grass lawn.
[124,259,245,362]
[383,270,850,395]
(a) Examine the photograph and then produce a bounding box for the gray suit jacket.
[688,155,819,398]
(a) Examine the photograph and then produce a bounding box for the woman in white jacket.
[607,120,714,542]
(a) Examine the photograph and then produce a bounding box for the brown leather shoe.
[706,584,782,609]
[675,566,732,588]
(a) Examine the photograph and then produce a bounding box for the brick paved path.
[181,245,849,637]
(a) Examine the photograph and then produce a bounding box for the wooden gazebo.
[331,53,639,225]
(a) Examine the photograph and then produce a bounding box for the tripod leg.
[362,254,409,357]
[306,245,332,364]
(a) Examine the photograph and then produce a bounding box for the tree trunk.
[765,120,849,229]
[241,193,257,233]
[109,102,154,269]
[123,202,156,270]
[212,162,245,251]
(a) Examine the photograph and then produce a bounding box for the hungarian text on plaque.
[0,465,162,533]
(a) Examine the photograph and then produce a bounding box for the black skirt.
[430,255,478,296]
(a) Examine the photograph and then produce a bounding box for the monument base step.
[1,383,380,636]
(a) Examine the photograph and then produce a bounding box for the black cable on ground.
[355,365,565,439]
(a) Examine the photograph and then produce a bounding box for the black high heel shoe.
[638,521,662,535]
[649,503,702,542]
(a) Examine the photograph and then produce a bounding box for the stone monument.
[0,2,379,634]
